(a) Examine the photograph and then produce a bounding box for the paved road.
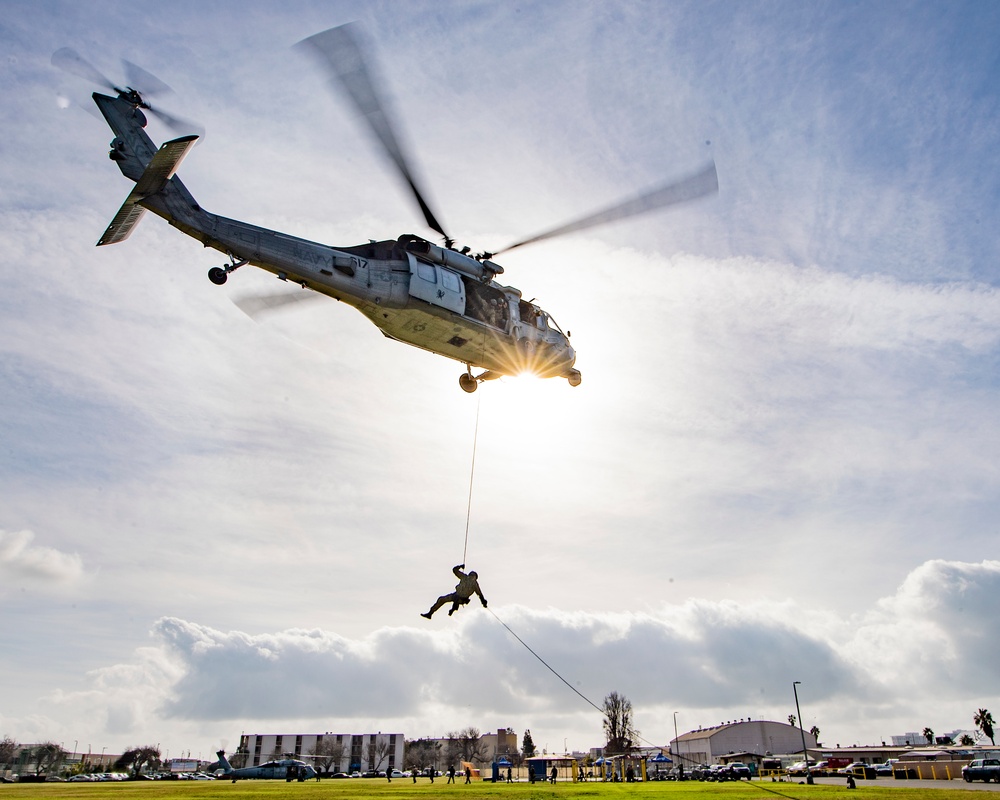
[786,776,1000,791]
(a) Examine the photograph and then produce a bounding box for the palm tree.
[809,725,820,743]
[974,709,996,745]
[922,727,934,745]
[788,714,796,727]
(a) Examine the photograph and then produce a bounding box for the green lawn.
[0,779,988,800]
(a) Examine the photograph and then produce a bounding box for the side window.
[417,262,436,282]
[441,269,461,292]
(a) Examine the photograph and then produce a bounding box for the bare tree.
[0,736,18,771]
[603,691,638,756]
[367,738,392,773]
[459,728,489,765]
[975,709,996,746]
[31,743,67,776]
[312,737,346,774]
[405,739,442,770]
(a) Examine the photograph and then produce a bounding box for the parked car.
[962,758,1000,783]
[875,759,899,776]
[726,762,751,780]
[389,769,405,778]
[330,773,351,779]
[786,761,816,777]
[838,763,877,779]
[808,761,830,777]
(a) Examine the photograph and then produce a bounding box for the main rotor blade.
[121,59,173,97]
[145,103,205,139]
[297,24,450,243]
[232,289,324,320]
[495,161,719,255]
[52,47,118,93]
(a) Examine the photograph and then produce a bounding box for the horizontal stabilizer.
[97,202,147,246]
[97,134,199,246]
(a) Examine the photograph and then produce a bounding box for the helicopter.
[215,750,317,782]
[54,25,718,392]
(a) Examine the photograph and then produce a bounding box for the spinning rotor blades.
[296,24,450,245]
[52,47,118,93]
[231,289,324,319]
[52,47,203,137]
[493,161,719,255]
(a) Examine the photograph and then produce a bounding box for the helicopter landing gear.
[459,371,478,393]
[459,369,503,392]
[207,256,249,286]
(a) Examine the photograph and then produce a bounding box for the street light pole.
[792,682,813,785]
[673,712,681,778]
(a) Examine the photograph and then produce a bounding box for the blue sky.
[2,0,999,761]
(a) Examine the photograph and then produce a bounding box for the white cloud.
[26,560,992,749]
[848,560,1000,694]
[0,529,84,584]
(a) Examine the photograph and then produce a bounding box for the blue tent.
[651,754,672,763]
[496,758,511,766]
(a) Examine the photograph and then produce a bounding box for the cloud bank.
[34,559,999,748]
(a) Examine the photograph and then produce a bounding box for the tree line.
[3,705,993,778]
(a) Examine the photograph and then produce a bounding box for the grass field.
[0,779,988,800]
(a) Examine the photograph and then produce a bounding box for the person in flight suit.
[421,564,487,618]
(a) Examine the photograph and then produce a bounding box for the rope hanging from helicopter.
[485,611,802,797]
[461,391,482,565]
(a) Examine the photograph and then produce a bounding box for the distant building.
[672,720,818,767]
[892,729,978,746]
[237,732,403,773]
[478,729,519,762]
[420,728,519,767]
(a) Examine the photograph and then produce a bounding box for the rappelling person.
[421,564,487,618]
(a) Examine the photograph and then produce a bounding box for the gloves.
[482,599,488,607]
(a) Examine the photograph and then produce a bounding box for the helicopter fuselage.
[92,91,581,388]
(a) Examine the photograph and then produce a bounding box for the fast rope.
[487,608,805,799]
[487,607,604,715]
[461,392,482,565]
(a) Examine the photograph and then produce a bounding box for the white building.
[237,732,403,773]
[672,720,818,767]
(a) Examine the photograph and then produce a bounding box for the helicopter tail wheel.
[459,372,478,393]
[567,369,582,388]
[208,257,249,286]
